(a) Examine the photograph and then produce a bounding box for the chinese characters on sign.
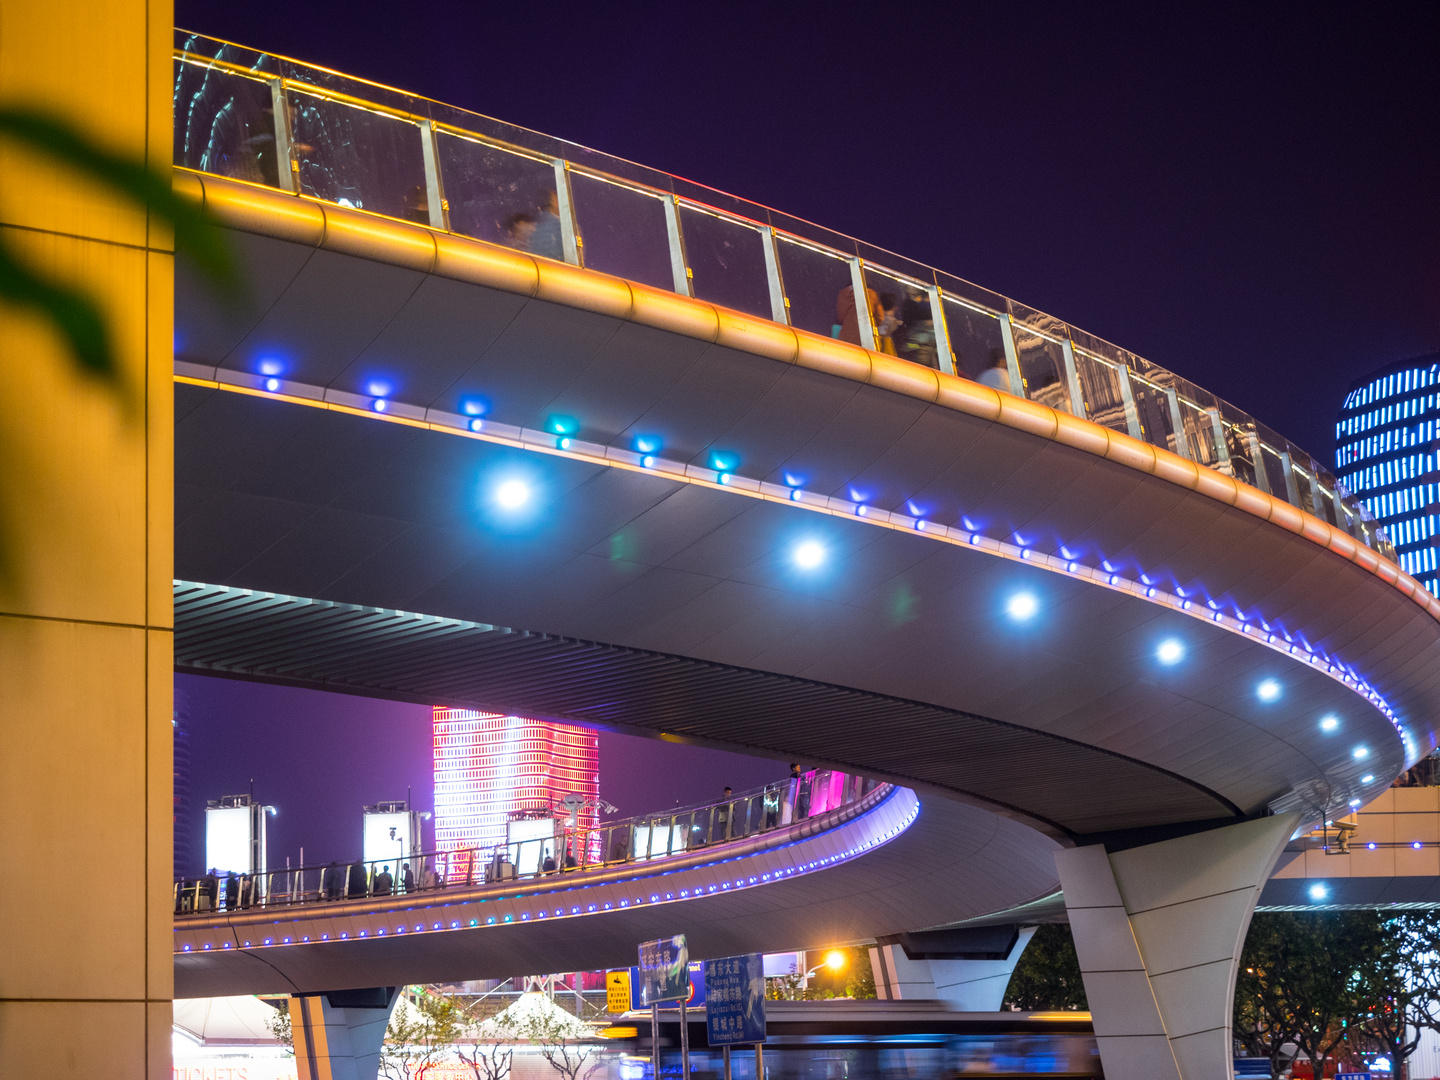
[703,954,766,1046]
[638,935,690,1005]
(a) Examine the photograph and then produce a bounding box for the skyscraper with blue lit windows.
[1336,352,1440,596]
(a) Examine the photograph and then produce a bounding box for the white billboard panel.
[205,806,251,875]
[363,812,413,871]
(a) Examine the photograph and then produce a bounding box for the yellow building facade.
[0,1,174,1077]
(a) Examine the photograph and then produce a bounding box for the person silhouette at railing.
[530,191,564,261]
[717,787,733,841]
[373,865,393,897]
[836,284,880,346]
[346,860,367,899]
[224,871,239,911]
[203,869,218,912]
[542,847,557,874]
[322,860,342,901]
[504,212,537,252]
[401,862,414,894]
[979,346,1011,394]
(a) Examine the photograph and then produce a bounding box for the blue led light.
[469,418,484,432]
[1309,883,1328,901]
[641,455,656,468]
[366,379,393,398]
[373,398,388,412]
[258,358,284,377]
[634,436,660,454]
[1257,679,1282,703]
[548,415,578,436]
[460,397,488,417]
[264,377,281,393]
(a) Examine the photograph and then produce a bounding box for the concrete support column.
[0,1,174,1078]
[1055,814,1298,1080]
[870,927,1036,1009]
[929,927,1037,1010]
[290,988,400,1080]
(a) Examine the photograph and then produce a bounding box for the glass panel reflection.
[173,61,280,186]
[941,298,1007,385]
[777,236,852,339]
[1012,327,1070,412]
[679,205,771,318]
[289,89,427,221]
[436,132,557,253]
[569,173,673,289]
[864,268,938,367]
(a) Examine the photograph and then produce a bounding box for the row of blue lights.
[231,367,1417,763]
[176,790,920,954]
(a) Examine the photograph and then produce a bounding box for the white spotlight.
[495,479,530,509]
[793,541,825,570]
[1256,679,1282,703]
[1006,592,1039,621]
[1156,638,1184,665]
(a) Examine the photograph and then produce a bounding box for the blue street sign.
[637,935,690,1005]
[629,961,705,1011]
[1337,1074,1371,1080]
[704,953,766,1046]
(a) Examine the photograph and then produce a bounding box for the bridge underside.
[174,788,1061,997]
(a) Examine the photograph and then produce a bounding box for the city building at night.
[1336,352,1440,597]
[432,708,599,875]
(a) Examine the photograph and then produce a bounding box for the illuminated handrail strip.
[170,29,1390,558]
[174,770,882,917]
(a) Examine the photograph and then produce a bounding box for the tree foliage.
[1004,924,1088,1011]
[381,988,465,1080]
[0,106,237,398]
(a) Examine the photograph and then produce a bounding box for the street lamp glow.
[1256,678,1282,703]
[794,541,825,570]
[823,949,846,971]
[495,479,530,510]
[1156,638,1184,665]
[1006,591,1039,621]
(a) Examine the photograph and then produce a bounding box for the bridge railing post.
[419,119,449,231]
[552,159,582,266]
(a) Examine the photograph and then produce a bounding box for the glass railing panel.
[1216,406,1260,489]
[288,87,429,221]
[569,172,674,290]
[1012,326,1071,413]
[278,52,434,123]
[1072,349,1128,433]
[863,267,934,365]
[175,29,281,77]
[1128,361,1183,457]
[776,235,853,339]
[1290,449,1317,515]
[173,59,281,187]
[941,297,1007,383]
[435,130,558,254]
[678,204,772,319]
[1254,423,1296,501]
[1171,378,1226,471]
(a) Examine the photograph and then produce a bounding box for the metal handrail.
[175,769,879,917]
[170,29,1392,560]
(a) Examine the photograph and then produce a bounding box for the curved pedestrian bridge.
[167,31,1440,1080]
